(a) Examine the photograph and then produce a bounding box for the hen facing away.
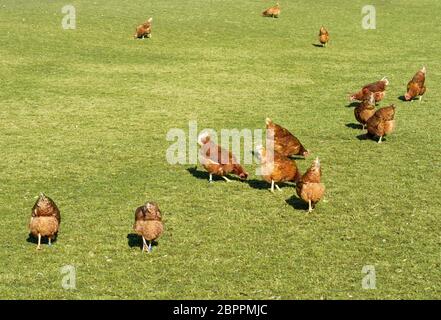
[133,202,164,253]
[319,26,329,47]
[296,157,325,213]
[29,193,61,250]
[354,92,376,130]
[366,105,396,143]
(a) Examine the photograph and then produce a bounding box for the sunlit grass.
[0,0,440,299]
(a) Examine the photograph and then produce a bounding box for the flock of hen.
[28,3,427,253]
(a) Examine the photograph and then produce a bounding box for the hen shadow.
[285,195,309,211]
[346,123,363,130]
[186,166,242,182]
[127,233,158,250]
[26,233,59,244]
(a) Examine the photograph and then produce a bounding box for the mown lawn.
[0,0,440,299]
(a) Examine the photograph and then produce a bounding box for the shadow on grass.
[127,233,158,250]
[356,132,387,142]
[26,233,58,245]
[285,195,308,211]
[398,95,408,102]
[127,233,141,248]
[346,123,363,130]
[245,179,294,191]
[346,101,359,108]
[186,166,242,182]
[356,133,370,141]
[312,43,324,48]
[289,155,307,160]
[186,166,208,180]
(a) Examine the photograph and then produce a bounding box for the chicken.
[366,104,396,143]
[198,132,248,183]
[266,118,309,158]
[404,66,426,102]
[29,193,61,250]
[354,92,376,130]
[254,145,301,192]
[296,157,325,213]
[133,202,164,253]
[134,17,153,39]
[262,3,280,18]
[319,26,329,47]
[350,77,389,103]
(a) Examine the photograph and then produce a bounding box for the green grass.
[0,0,440,299]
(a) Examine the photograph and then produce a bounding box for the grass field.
[1,0,440,299]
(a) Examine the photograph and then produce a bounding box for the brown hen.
[319,26,329,47]
[266,118,309,158]
[262,3,280,18]
[198,132,248,183]
[354,92,376,130]
[366,104,396,143]
[133,202,164,253]
[255,145,301,193]
[134,17,153,39]
[405,66,426,102]
[29,193,61,250]
[296,157,325,213]
[350,77,389,103]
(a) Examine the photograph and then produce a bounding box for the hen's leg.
[419,95,423,102]
[270,180,275,193]
[308,200,312,213]
[142,236,147,252]
[48,238,52,246]
[275,184,282,191]
[37,233,42,250]
[209,173,213,183]
[147,241,152,253]
[222,176,232,182]
[378,136,383,143]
